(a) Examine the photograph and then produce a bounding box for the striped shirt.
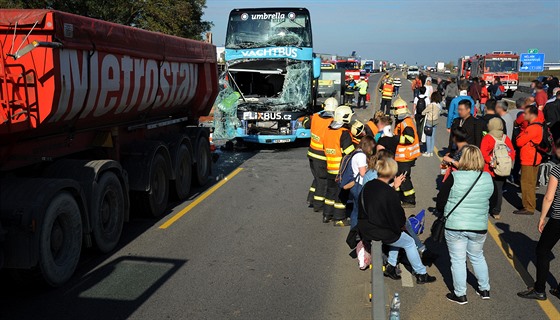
[393,78,402,87]
[550,165,560,219]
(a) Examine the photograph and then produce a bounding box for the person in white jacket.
[421,92,442,157]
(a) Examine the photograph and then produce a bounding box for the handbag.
[431,171,483,243]
[424,106,434,136]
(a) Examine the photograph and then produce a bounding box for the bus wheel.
[171,144,192,200]
[91,172,125,253]
[141,153,170,217]
[194,137,211,186]
[39,192,82,287]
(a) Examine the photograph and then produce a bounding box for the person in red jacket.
[480,118,515,219]
[479,79,489,113]
[515,105,544,215]
[535,82,549,110]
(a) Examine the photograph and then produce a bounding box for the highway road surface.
[1,72,560,320]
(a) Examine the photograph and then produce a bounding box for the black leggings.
[535,218,560,293]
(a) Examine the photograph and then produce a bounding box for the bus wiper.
[235,41,256,48]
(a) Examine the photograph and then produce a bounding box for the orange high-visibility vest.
[307,113,333,161]
[382,84,394,100]
[366,120,379,136]
[394,117,421,161]
[324,128,352,175]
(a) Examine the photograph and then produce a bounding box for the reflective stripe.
[310,140,323,150]
[314,196,325,201]
[327,170,339,174]
[334,203,346,209]
[404,135,415,143]
[307,151,327,161]
[403,189,416,196]
[343,144,355,155]
[325,199,335,205]
[395,117,421,161]
[309,187,316,192]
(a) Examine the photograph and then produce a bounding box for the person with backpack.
[515,105,545,215]
[480,118,515,220]
[414,86,430,140]
[489,77,506,100]
[347,136,376,228]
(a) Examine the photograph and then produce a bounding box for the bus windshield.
[226,10,312,49]
[336,62,359,70]
[484,59,518,72]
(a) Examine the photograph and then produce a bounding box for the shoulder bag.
[430,171,483,242]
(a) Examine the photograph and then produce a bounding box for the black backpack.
[416,97,427,114]
[530,122,555,163]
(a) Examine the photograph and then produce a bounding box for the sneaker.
[446,293,468,305]
[422,152,431,157]
[550,288,560,300]
[322,216,332,223]
[416,273,436,284]
[492,213,501,220]
[333,219,350,227]
[476,289,491,300]
[383,264,402,280]
[517,289,547,300]
[513,209,534,215]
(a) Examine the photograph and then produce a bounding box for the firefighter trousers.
[307,158,328,211]
[380,99,392,114]
[397,160,416,204]
[324,174,347,220]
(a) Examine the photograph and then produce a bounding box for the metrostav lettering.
[51,50,199,122]
[240,47,299,59]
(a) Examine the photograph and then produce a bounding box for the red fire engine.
[458,51,520,97]
[334,59,361,80]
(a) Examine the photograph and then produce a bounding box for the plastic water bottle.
[389,293,401,320]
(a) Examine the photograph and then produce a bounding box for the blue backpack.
[408,209,426,234]
[335,150,363,190]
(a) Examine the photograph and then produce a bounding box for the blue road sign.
[520,53,545,72]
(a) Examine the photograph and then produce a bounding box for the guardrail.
[371,241,387,319]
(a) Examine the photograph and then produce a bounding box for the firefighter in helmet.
[379,78,395,115]
[307,97,338,211]
[393,97,421,207]
[350,119,366,145]
[323,105,355,226]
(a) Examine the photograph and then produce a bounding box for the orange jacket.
[515,121,543,166]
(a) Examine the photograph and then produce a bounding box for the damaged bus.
[222,8,320,144]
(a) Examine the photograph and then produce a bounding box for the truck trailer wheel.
[172,144,193,200]
[91,172,125,253]
[39,192,82,287]
[141,153,170,217]
[194,137,211,186]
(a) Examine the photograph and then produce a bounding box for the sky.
[203,0,560,66]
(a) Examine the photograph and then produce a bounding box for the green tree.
[0,0,212,40]
[444,60,455,70]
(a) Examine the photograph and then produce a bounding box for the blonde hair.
[375,157,398,178]
[458,145,485,171]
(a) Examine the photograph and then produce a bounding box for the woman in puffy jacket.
[436,145,496,304]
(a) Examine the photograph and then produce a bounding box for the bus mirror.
[313,57,321,79]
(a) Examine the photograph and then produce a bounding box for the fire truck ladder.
[0,56,40,129]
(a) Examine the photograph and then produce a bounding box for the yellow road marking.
[159,167,244,229]
[433,146,443,161]
[487,222,560,319]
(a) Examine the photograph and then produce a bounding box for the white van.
[407,66,420,79]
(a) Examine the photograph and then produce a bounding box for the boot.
[416,273,437,284]
[383,264,401,280]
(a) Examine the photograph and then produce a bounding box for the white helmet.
[323,97,339,112]
[333,105,354,125]
[351,120,365,137]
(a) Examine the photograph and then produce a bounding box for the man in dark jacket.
[481,99,506,135]
[468,77,482,106]
[544,89,560,140]
[450,99,484,149]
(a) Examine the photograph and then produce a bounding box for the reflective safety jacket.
[323,127,355,175]
[394,117,420,161]
[365,120,379,137]
[356,81,368,95]
[307,112,333,161]
[381,83,394,100]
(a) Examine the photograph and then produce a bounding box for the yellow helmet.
[333,105,354,125]
[386,78,394,84]
[351,120,365,137]
[393,96,411,118]
[323,97,339,112]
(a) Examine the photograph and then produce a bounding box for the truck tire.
[141,153,170,217]
[171,144,193,200]
[91,172,125,253]
[506,90,514,98]
[39,192,82,287]
[194,137,211,186]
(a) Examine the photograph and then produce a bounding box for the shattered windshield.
[485,59,518,73]
[226,10,312,49]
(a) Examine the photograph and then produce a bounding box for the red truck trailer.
[0,10,218,286]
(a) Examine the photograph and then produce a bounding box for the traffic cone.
[366,93,371,102]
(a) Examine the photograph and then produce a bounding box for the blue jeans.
[350,183,363,228]
[425,125,436,153]
[445,230,490,296]
[387,232,426,274]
